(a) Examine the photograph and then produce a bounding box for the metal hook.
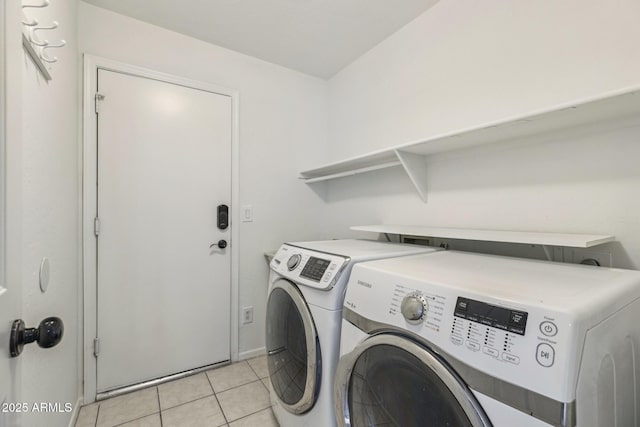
[22,0,49,27]
[22,16,39,26]
[40,39,66,63]
[22,0,50,9]
[30,21,58,46]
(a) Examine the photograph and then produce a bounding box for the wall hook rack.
[21,0,64,81]
[30,20,58,46]
[41,40,66,63]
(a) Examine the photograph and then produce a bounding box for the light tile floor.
[75,355,279,427]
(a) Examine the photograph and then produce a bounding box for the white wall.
[78,3,331,357]
[325,0,640,269]
[20,0,80,426]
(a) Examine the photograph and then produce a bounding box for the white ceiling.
[81,0,439,79]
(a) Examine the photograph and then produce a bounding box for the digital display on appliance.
[454,297,528,335]
[300,257,331,282]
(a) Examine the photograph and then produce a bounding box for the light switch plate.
[242,205,253,222]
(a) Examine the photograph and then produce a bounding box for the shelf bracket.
[394,150,428,202]
[542,245,553,261]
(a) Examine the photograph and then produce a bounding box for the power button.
[539,321,558,337]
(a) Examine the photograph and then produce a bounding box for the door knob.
[10,317,64,357]
[210,239,227,249]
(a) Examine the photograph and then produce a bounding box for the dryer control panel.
[270,244,349,291]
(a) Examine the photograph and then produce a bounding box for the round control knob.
[401,293,428,325]
[287,254,302,271]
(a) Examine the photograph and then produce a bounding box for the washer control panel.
[344,257,585,402]
[446,296,565,379]
[454,297,528,335]
[401,292,429,324]
[450,311,527,366]
[386,285,446,333]
[271,244,349,290]
[300,256,332,281]
[287,254,302,271]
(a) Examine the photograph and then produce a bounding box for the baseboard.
[68,397,83,427]
[238,346,266,360]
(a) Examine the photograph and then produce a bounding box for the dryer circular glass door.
[334,334,491,427]
[266,278,321,414]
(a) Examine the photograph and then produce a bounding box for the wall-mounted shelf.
[351,225,615,249]
[300,86,640,202]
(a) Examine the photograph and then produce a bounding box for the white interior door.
[96,69,232,392]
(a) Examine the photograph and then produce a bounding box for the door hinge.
[93,338,100,358]
[94,217,100,237]
[95,93,105,114]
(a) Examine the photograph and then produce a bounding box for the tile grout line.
[109,371,236,416]
[218,377,264,394]
[110,411,161,427]
[95,362,270,427]
[246,356,267,380]
[226,405,275,426]
[94,402,101,427]
[102,387,161,427]
[204,370,229,426]
[148,372,217,412]
[221,357,274,426]
[155,375,264,414]
[156,386,163,427]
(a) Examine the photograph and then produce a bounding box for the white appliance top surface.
[361,250,640,316]
[286,239,436,261]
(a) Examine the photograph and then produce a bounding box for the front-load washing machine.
[266,239,441,427]
[335,251,640,427]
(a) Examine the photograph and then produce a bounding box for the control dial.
[401,293,428,325]
[287,254,302,271]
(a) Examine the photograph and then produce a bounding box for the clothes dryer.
[266,239,440,427]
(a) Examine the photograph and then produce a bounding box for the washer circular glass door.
[266,278,321,414]
[334,334,491,427]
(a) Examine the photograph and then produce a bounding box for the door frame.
[0,0,6,297]
[82,55,240,403]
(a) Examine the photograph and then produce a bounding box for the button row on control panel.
[305,267,325,275]
[452,320,559,369]
[536,321,557,367]
[450,336,520,365]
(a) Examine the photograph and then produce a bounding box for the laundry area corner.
[3,0,640,426]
